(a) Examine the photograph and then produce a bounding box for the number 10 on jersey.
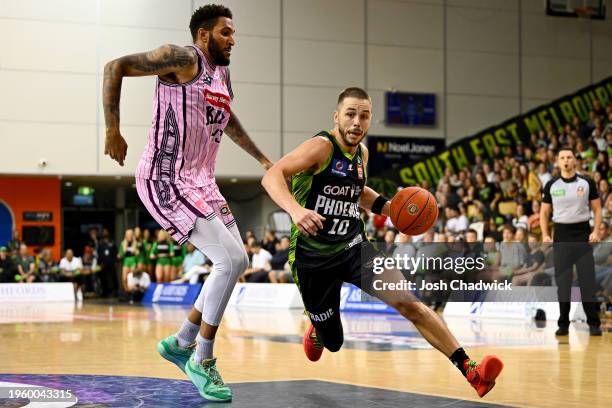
[329,218,349,235]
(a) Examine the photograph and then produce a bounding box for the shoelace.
[204,363,225,386]
[465,360,479,379]
[465,360,481,385]
[466,360,478,372]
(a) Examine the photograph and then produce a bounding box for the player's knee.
[239,249,249,272]
[237,248,249,272]
[227,246,249,280]
[324,338,343,352]
[317,326,344,352]
[319,332,343,352]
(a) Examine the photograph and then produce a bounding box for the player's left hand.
[589,231,600,243]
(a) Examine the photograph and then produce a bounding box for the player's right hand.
[542,235,553,243]
[290,207,325,237]
[105,129,128,166]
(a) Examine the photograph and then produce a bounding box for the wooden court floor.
[0,302,610,407]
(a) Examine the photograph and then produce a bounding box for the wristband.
[371,195,388,215]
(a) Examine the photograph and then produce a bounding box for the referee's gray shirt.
[542,174,598,224]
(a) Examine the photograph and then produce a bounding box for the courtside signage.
[227,283,303,308]
[0,283,74,302]
[340,284,398,314]
[142,283,203,305]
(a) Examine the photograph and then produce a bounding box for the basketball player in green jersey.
[262,87,503,398]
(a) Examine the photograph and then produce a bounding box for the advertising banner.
[367,135,445,197]
[142,283,203,305]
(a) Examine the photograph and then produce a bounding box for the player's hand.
[589,231,600,243]
[542,235,553,243]
[105,128,128,166]
[290,207,325,237]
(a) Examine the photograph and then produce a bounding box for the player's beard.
[208,36,230,66]
[338,126,366,147]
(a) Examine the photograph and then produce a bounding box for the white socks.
[176,319,200,348]
[194,333,214,363]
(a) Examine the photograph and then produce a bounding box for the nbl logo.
[407,204,419,215]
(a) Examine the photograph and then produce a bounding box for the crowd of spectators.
[0,223,294,303]
[366,101,612,242]
[241,230,292,283]
[363,100,612,308]
[0,228,119,301]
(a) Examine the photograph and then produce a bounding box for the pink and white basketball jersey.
[136,45,233,186]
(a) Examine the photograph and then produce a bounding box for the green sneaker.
[156,335,194,374]
[185,356,232,402]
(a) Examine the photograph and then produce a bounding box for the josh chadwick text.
[372,279,512,291]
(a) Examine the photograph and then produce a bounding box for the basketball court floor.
[0,301,610,407]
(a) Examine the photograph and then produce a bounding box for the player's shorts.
[290,238,380,350]
[136,178,235,244]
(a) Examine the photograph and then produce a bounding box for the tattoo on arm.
[103,44,196,132]
[122,45,196,73]
[103,60,122,131]
[225,111,269,163]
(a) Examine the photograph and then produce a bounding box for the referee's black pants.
[553,222,601,329]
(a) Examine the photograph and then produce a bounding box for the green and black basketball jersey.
[290,131,367,258]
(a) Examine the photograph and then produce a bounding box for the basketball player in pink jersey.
[103,5,271,402]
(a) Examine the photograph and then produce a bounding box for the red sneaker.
[465,355,504,398]
[303,324,324,362]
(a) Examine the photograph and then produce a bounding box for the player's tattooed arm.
[225,110,273,170]
[103,44,197,132]
[102,45,197,165]
[117,44,196,74]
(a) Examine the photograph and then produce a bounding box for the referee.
[540,147,602,336]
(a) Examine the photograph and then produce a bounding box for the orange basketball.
[389,187,438,235]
